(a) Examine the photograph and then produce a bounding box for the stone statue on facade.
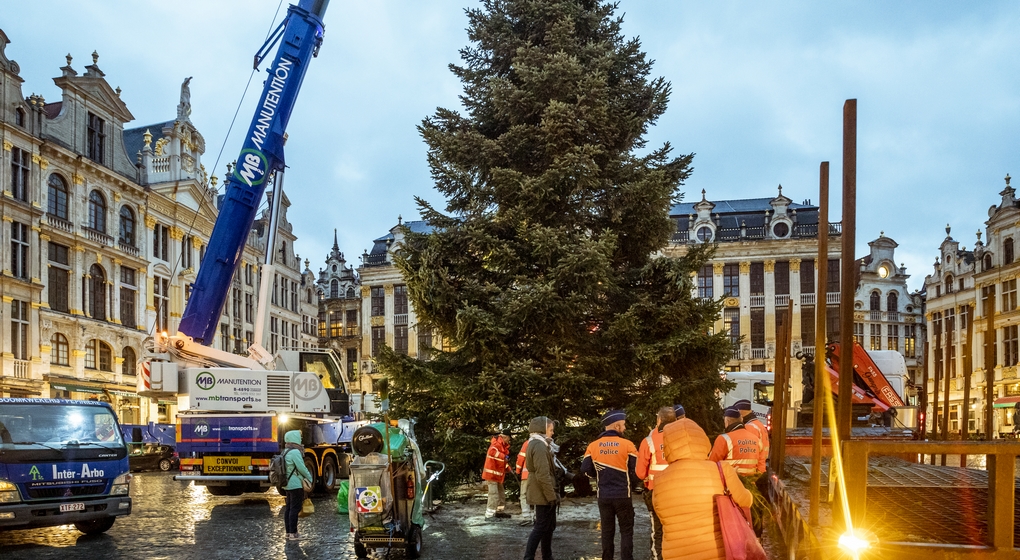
[177,77,192,119]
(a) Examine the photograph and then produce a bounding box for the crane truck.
[139,0,365,496]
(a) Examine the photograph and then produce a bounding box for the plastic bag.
[299,497,315,518]
[337,479,350,514]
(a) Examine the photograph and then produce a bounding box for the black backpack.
[269,448,295,487]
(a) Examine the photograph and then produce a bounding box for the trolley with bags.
[348,419,445,559]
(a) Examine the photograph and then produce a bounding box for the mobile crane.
[140,0,364,496]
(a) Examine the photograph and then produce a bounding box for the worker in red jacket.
[515,438,533,525]
[635,405,677,560]
[482,428,513,519]
[733,399,769,474]
[708,407,760,476]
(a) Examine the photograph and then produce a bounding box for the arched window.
[47,174,69,220]
[307,289,313,304]
[122,347,137,376]
[869,291,881,311]
[347,287,355,299]
[15,107,26,127]
[985,253,994,271]
[1006,238,1015,265]
[85,339,112,371]
[119,206,135,246]
[88,190,107,232]
[944,275,954,294]
[887,291,898,313]
[89,264,107,321]
[330,279,339,299]
[50,333,69,366]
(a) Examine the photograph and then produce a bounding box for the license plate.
[203,456,252,474]
[59,502,85,512]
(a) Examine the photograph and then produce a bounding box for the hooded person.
[282,429,314,540]
[581,409,639,560]
[524,416,558,560]
[653,418,752,560]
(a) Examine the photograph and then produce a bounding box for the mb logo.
[194,421,210,437]
[195,372,216,390]
[292,372,322,402]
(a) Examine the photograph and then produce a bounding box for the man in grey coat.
[523,416,558,560]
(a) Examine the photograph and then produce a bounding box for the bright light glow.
[67,412,84,427]
[838,531,871,555]
[278,414,289,424]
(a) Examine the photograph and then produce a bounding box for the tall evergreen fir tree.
[378,0,732,481]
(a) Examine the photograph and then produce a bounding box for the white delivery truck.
[721,372,774,425]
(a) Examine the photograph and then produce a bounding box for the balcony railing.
[13,359,30,379]
[801,345,815,357]
[869,310,882,321]
[775,294,790,307]
[47,214,73,233]
[751,348,767,359]
[118,241,140,257]
[671,230,690,243]
[84,227,113,246]
[800,293,816,305]
[887,311,899,322]
[394,314,408,326]
[362,253,389,266]
[672,221,843,244]
[826,292,841,304]
[749,295,765,307]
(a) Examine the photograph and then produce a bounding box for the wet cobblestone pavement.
[1,472,779,559]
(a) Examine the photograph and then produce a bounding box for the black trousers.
[284,488,304,534]
[598,497,634,560]
[642,490,663,560]
[524,503,557,560]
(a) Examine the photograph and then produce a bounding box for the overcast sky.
[3,1,1018,291]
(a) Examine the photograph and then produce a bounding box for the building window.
[697,265,713,299]
[89,264,107,321]
[330,279,339,299]
[960,305,969,331]
[984,254,993,271]
[1006,238,1015,265]
[869,291,881,311]
[347,287,356,299]
[697,226,713,243]
[47,174,69,220]
[772,222,790,238]
[826,305,841,339]
[887,324,899,352]
[11,147,30,202]
[1004,325,1019,367]
[245,264,254,286]
[245,293,254,323]
[182,235,194,269]
[904,324,916,356]
[947,342,956,378]
[47,242,70,313]
[887,291,898,313]
[15,107,26,127]
[11,221,29,279]
[750,308,765,351]
[371,287,385,316]
[271,275,278,305]
[330,310,342,337]
[394,285,408,315]
[371,326,386,355]
[418,329,433,361]
[800,259,815,294]
[118,206,135,246]
[750,262,764,295]
[724,308,740,355]
[87,112,105,164]
[345,309,358,334]
[245,330,254,348]
[318,311,327,337]
[270,317,278,354]
[85,339,113,371]
[801,306,815,346]
[1003,279,1017,311]
[854,322,864,345]
[121,267,136,329]
[123,347,137,376]
[231,327,242,354]
[50,333,69,366]
[722,264,739,297]
[88,190,107,233]
[154,276,169,332]
[394,325,408,355]
[153,224,170,261]
[869,324,882,351]
[944,275,954,294]
[291,281,297,312]
[774,261,790,295]
[826,259,840,293]
[11,300,29,360]
[221,323,230,352]
[229,287,240,319]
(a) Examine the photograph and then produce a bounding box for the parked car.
[129,444,180,472]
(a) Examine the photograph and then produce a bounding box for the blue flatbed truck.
[0,398,132,534]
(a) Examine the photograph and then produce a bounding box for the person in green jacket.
[282,429,313,540]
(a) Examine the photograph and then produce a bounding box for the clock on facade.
[878,265,889,278]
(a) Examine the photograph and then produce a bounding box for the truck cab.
[721,371,775,422]
[0,398,132,534]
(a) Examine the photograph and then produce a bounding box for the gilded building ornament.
[724,297,740,308]
[39,158,48,170]
[2,140,11,152]
[790,258,801,272]
[739,261,750,274]
[72,173,84,185]
[154,137,169,156]
[169,226,185,240]
[764,260,776,273]
[74,244,85,253]
[144,215,157,229]
[713,262,725,275]
[361,286,371,297]
[95,253,102,264]
[384,284,394,296]
[371,316,385,327]
[143,129,152,149]
[191,236,203,249]
[854,312,865,321]
[113,192,121,202]
[1,215,12,223]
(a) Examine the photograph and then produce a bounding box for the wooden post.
[962,304,973,465]
[774,309,788,479]
[837,99,857,440]
[932,316,941,465]
[809,162,829,526]
[985,289,996,440]
[942,311,952,465]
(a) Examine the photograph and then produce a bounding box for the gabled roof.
[670,197,814,216]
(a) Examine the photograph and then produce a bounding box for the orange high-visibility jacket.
[707,424,759,476]
[635,428,668,490]
[515,439,530,480]
[482,437,511,483]
[743,416,769,473]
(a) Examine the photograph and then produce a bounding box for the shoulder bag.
[715,462,767,560]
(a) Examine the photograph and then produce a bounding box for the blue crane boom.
[179,0,328,344]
